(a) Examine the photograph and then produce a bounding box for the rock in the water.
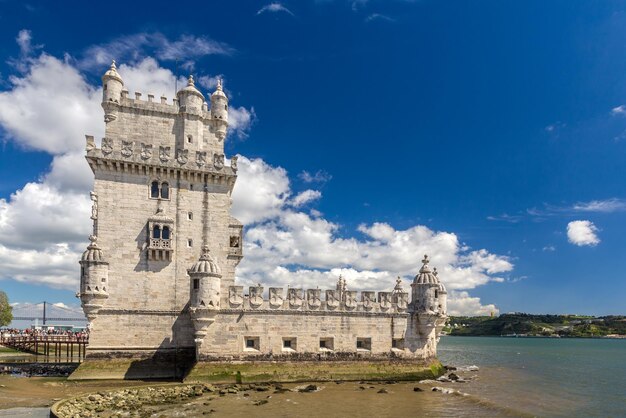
[377,389,388,394]
[448,373,459,381]
[254,399,269,406]
[298,384,318,393]
[413,387,424,392]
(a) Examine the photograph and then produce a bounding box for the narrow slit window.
[187,239,193,247]
[160,182,169,199]
[188,212,193,220]
[150,181,159,198]
[193,278,199,290]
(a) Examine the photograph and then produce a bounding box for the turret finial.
[433,267,438,276]
[110,60,117,69]
[188,75,195,87]
[422,254,429,265]
[200,245,211,260]
[217,78,223,91]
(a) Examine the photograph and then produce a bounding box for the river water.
[1,336,625,417]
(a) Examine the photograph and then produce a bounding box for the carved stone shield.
[121,140,134,157]
[176,149,189,165]
[85,136,96,152]
[345,291,357,310]
[269,287,283,308]
[361,291,375,311]
[378,292,391,310]
[228,286,243,307]
[326,290,339,309]
[396,292,409,311]
[307,289,321,309]
[214,153,225,169]
[249,285,264,308]
[159,146,171,162]
[196,151,207,167]
[231,155,238,172]
[101,138,113,155]
[140,143,152,160]
[288,288,303,308]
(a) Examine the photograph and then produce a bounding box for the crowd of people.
[0,327,89,340]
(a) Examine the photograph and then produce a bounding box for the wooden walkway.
[0,335,88,361]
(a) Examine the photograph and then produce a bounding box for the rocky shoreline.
[51,365,478,417]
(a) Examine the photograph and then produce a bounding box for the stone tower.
[405,255,448,357]
[79,61,243,359]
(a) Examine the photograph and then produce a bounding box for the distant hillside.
[447,313,626,337]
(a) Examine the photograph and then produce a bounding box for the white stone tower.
[80,61,243,360]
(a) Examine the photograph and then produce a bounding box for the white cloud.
[365,13,395,23]
[572,198,626,213]
[232,156,291,224]
[567,220,600,247]
[447,291,499,316]
[257,3,294,16]
[289,190,322,207]
[228,106,257,139]
[80,33,234,70]
[298,170,332,183]
[611,105,626,116]
[542,245,556,252]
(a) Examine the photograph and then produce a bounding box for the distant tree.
[0,291,13,326]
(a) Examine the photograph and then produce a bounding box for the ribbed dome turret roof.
[189,245,221,276]
[433,268,447,293]
[177,75,205,100]
[81,236,105,262]
[102,60,123,84]
[211,79,227,100]
[413,255,440,285]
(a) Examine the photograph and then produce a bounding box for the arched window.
[162,226,170,240]
[153,225,161,239]
[161,182,170,199]
[150,181,159,198]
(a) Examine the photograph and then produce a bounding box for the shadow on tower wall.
[123,312,196,380]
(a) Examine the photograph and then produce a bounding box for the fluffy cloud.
[447,291,499,316]
[567,220,600,246]
[289,190,322,207]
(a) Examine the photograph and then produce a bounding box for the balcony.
[148,238,172,261]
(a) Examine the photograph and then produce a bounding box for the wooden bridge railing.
[0,335,89,361]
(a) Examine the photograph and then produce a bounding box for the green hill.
[446,314,626,337]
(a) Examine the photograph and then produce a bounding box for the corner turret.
[78,235,109,321]
[403,254,448,358]
[210,79,228,140]
[188,245,222,357]
[101,60,124,122]
[177,75,205,115]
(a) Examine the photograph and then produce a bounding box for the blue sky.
[0,0,625,316]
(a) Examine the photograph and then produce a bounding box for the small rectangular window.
[319,337,334,351]
[193,278,199,290]
[187,239,193,247]
[282,337,296,351]
[190,184,194,191]
[357,337,371,351]
[392,338,404,350]
[244,336,260,351]
[188,212,193,220]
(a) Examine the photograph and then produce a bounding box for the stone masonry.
[78,62,448,363]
